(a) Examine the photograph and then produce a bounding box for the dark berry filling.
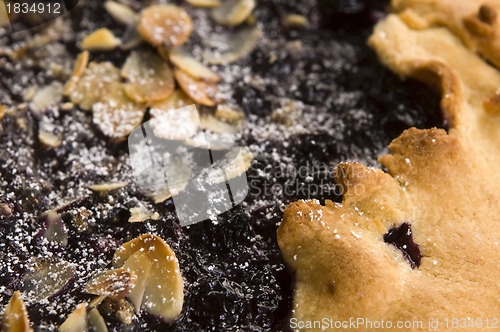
[383,223,422,268]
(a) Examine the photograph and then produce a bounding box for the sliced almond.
[121,50,175,104]
[0,104,6,121]
[81,28,121,51]
[152,191,173,204]
[137,4,193,48]
[119,251,151,310]
[174,69,219,106]
[88,308,108,332]
[104,1,137,25]
[99,297,134,325]
[149,104,200,141]
[68,61,121,111]
[38,119,62,148]
[138,156,192,203]
[92,82,145,140]
[211,0,255,26]
[183,131,235,150]
[203,26,261,64]
[84,268,137,298]
[200,112,240,134]
[88,181,129,192]
[168,48,220,83]
[282,14,309,29]
[0,2,9,27]
[128,206,155,223]
[31,81,63,113]
[206,146,253,184]
[40,210,68,246]
[149,89,194,117]
[59,303,87,332]
[185,0,221,8]
[38,128,62,148]
[215,103,245,123]
[63,51,89,97]
[121,25,143,50]
[112,234,184,322]
[0,202,12,216]
[89,295,106,309]
[2,291,33,332]
[22,259,76,302]
[66,58,147,139]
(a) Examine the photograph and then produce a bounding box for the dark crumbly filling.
[384,223,422,268]
[0,0,441,330]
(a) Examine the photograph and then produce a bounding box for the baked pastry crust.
[278,3,500,331]
[393,0,500,68]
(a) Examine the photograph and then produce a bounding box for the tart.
[278,0,500,330]
[0,0,455,330]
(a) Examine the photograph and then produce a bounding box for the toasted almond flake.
[22,259,76,302]
[92,82,145,140]
[246,13,256,25]
[183,131,235,150]
[215,103,245,123]
[89,295,106,309]
[121,50,175,104]
[59,303,87,332]
[200,112,240,134]
[63,51,89,97]
[88,309,108,332]
[100,297,135,325]
[0,202,12,216]
[174,69,219,106]
[128,206,155,223]
[150,89,194,116]
[203,26,261,64]
[81,28,121,51]
[211,0,255,26]
[133,154,192,203]
[149,103,200,140]
[68,61,121,111]
[185,0,221,8]
[16,117,27,130]
[207,146,253,184]
[104,1,137,25]
[61,102,74,111]
[31,81,63,113]
[121,25,143,50]
[113,234,183,322]
[70,206,92,233]
[84,268,137,298]
[40,210,68,246]
[119,251,151,310]
[0,2,8,27]
[2,291,33,332]
[88,181,129,192]
[152,191,174,204]
[137,4,193,48]
[23,86,37,101]
[0,105,7,121]
[66,58,147,139]
[167,48,221,83]
[270,98,304,125]
[39,129,62,148]
[282,14,309,29]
